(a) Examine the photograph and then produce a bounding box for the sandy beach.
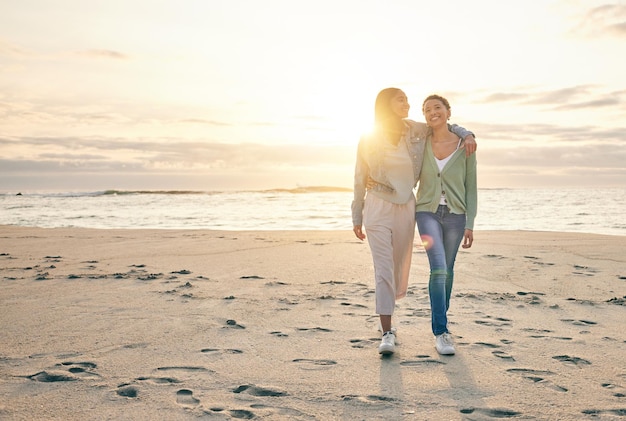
[0,226,624,420]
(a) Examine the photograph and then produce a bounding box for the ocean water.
[1,187,624,236]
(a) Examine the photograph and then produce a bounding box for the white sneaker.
[435,333,455,355]
[378,331,396,355]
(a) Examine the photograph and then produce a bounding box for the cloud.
[481,93,528,103]
[75,49,129,59]
[0,39,28,56]
[0,158,144,173]
[475,87,588,106]
[5,115,625,167]
[476,85,625,111]
[609,21,626,36]
[0,40,129,61]
[576,4,626,37]
[522,86,594,105]
[177,118,233,126]
[1,122,625,191]
[552,97,621,110]
[478,142,626,168]
[38,153,108,160]
[469,121,626,144]
[0,136,354,171]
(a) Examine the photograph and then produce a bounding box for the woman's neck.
[430,125,455,143]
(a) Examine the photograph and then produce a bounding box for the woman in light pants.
[352,88,475,355]
[363,194,415,316]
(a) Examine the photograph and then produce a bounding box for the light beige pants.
[363,194,415,315]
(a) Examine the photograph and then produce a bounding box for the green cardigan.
[415,140,478,230]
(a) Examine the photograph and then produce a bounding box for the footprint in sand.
[400,358,446,367]
[606,296,626,305]
[250,403,309,418]
[602,382,626,398]
[233,384,287,397]
[266,281,288,286]
[155,366,214,375]
[136,376,181,384]
[572,264,598,276]
[137,272,163,281]
[34,272,49,281]
[296,327,332,332]
[26,371,76,382]
[506,368,568,392]
[292,358,337,370]
[25,361,100,382]
[176,389,200,406]
[227,409,256,419]
[473,342,515,361]
[349,338,375,349]
[474,316,512,327]
[339,301,368,308]
[277,298,299,305]
[524,255,555,266]
[560,318,597,326]
[171,269,192,275]
[475,341,500,348]
[552,355,591,366]
[341,394,396,404]
[200,348,244,354]
[117,384,139,398]
[522,327,553,338]
[492,350,515,361]
[460,407,522,417]
[582,409,626,417]
[225,319,246,329]
[56,361,100,379]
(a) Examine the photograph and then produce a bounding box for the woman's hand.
[462,229,473,248]
[462,135,477,157]
[353,225,366,241]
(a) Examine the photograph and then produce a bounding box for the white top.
[369,140,415,205]
[434,138,462,205]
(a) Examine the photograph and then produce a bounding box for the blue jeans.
[416,205,466,336]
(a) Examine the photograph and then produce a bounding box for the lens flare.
[420,234,434,250]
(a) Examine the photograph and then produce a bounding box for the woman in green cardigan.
[415,94,478,356]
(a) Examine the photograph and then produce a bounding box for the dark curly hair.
[422,94,451,112]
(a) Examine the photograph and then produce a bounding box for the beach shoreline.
[1,226,625,420]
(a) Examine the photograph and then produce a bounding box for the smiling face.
[374,88,410,129]
[390,90,410,119]
[422,95,451,128]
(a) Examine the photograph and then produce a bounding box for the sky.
[1,0,625,192]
